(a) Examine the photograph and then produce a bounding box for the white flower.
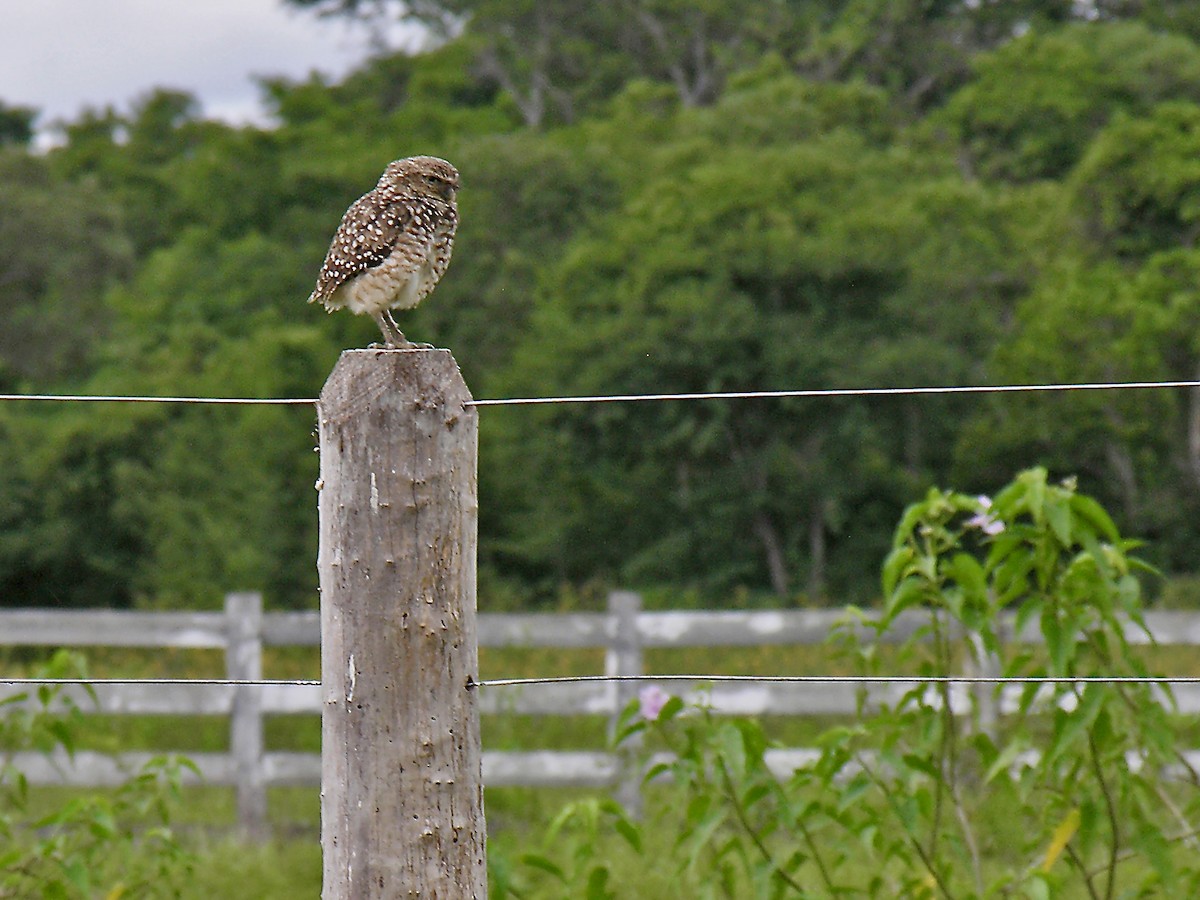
[965,495,1005,535]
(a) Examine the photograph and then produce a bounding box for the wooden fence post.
[606,590,643,818]
[225,590,266,838]
[317,349,485,898]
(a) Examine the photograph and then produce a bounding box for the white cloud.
[0,0,422,128]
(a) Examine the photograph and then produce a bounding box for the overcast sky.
[1,0,420,133]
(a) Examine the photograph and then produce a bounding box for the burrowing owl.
[308,156,459,348]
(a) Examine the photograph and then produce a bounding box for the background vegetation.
[5,1,1200,613]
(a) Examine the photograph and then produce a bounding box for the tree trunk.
[1104,440,1139,523]
[807,502,826,601]
[1187,366,1200,490]
[752,510,790,598]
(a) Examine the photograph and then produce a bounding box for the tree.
[484,72,1030,601]
[938,22,1200,183]
[0,153,132,383]
[1069,100,1200,258]
[0,100,36,146]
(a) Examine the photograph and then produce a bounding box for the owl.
[308,156,459,348]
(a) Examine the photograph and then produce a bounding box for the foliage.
[0,651,195,898]
[504,469,1200,897]
[7,9,1200,607]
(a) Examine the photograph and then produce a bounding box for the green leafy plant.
[509,467,1200,898]
[1,651,195,899]
[496,796,642,900]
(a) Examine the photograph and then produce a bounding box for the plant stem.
[929,610,949,861]
[857,752,959,900]
[1065,843,1102,900]
[1086,730,1118,900]
[715,755,808,896]
[951,780,984,899]
[1082,825,1200,879]
[796,809,838,896]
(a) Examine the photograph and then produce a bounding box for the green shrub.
[1,651,195,899]
[502,467,1200,898]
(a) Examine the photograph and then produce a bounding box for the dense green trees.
[4,7,1200,608]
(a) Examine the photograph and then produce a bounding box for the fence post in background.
[606,590,644,818]
[963,628,1000,739]
[225,591,266,838]
[317,349,485,898]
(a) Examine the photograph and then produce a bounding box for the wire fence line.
[0,678,319,686]
[4,378,1200,408]
[470,673,1200,688]
[8,595,1200,834]
[5,674,1200,688]
[0,394,315,405]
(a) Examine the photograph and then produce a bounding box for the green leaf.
[64,859,91,893]
[613,815,642,854]
[885,575,927,620]
[680,804,730,872]
[1025,873,1052,900]
[585,865,612,900]
[1046,685,1107,765]
[1070,493,1120,542]
[1041,613,1073,675]
[892,499,932,547]
[614,718,646,746]
[984,738,1031,784]
[46,720,76,758]
[1044,493,1072,546]
[1023,467,1048,524]
[837,771,872,811]
[882,545,915,596]
[88,806,118,839]
[716,722,749,778]
[742,782,772,809]
[657,695,685,723]
[520,853,567,882]
[901,753,940,779]
[643,761,672,785]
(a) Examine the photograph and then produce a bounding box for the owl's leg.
[374,310,433,350]
[373,310,408,348]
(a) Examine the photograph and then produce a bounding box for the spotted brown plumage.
[308,156,459,348]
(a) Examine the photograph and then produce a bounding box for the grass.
[5,628,1200,896]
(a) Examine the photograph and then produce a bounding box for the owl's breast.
[328,243,426,314]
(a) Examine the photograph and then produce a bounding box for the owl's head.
[381,156,459,202]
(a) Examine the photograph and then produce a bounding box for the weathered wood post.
[606,590,643,818]
[225,590,266,838]
[317,349,486,898]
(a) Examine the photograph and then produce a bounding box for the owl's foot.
[367,340,435,350]
[371,310,433,349]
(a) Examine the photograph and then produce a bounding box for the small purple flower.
[965,495,1005,536]
[638,685,671,721]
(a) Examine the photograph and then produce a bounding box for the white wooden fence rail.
[4,592,1199,834]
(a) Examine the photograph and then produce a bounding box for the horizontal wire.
[0,394,315,405]
[474,674,1197,688]
[3,674,1194,688]
[470,380,1200,407]
[0,678,319,686]
[2,380,1200,408]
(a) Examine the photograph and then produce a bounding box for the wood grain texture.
[317,349,484,899]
